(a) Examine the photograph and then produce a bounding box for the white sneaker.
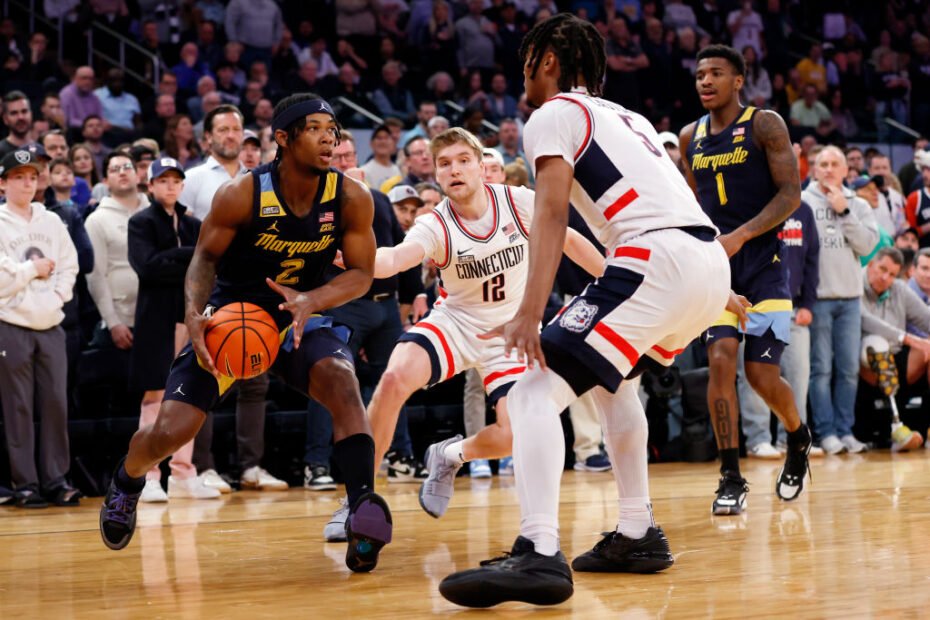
[820,435,846,455]
[840,434,868,453]
[168,475,221,499]
[199,469,232,493]
[241,466,288,491]
[808,445,824,457]
[323,498,349,542]
[140,479,168,503]
[747,443,782,459]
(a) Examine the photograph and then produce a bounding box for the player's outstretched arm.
[185,174,254,376]
[719,110,801,257]
[374,242,426,279]
[562,228,605,278]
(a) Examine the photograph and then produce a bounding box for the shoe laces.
[591,531,618,552]
[479,551,515,566]
[716,473,748,496]
[105,489,140,525]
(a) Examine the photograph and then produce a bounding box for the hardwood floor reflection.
[2,452,929,618]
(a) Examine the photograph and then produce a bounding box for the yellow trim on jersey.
[260,190,282,209]
[695,118,708,139]
[712,298,793,327]
[196,355,237,397]
[321,172,338,204]
[737,106,755,124]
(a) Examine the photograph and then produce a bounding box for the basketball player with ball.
[100,93,394,573]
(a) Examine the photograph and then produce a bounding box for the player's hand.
[31,257,55,279]
[266,277,315,349]
[794,307,813,326]
[110,324,134,350]
[717,232,745,258]
[187,308,221,378]
[479,312,546,370]
[824,184,849,214]
[411,295,429,323]
[726,291,752,331]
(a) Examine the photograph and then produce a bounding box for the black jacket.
[127,201,201,391]
[45,192,94,330]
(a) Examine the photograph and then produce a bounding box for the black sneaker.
[439,536,573,608]
[571,527,674,573]
[777,424,812,501]
[15,486,49,509]
[345,492,393,573]
[99,477,142,550]
[45,483,83,507]
[712,471,748,515]
[414,460,428,480]
[303,464,337,491]
[386,451,417,483]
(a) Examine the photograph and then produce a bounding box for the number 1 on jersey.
[482,273,506,302]
[715,172,728,206]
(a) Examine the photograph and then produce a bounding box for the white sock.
[443,439,466,465]
[509,367,578,557]
[616,498,655,539]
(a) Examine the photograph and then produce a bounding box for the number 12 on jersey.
[482,273,506,302]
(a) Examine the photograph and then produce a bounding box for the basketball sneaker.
[100,477,142,550]
[241,466,288,491]
[571,527,674,573]
[776,424,812,501]
[304,465,337,491]
[419,435,463,518]
[168,475,221,499]
[386,451,418,483]
[469,459,492,478]
[345,492,393,573]
[573,452,611,472]
[498,456,514,476]
[199,468,232,493]
[439,536,573,608]
[712,471,748,515]
[323,498,349,542]
[840,434,868,454]
[140,479,168,503]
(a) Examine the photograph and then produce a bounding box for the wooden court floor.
[1,451,929,618]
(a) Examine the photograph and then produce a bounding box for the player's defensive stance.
[366,128,604,519]
[438,15,732,607]
[99,94,393,573]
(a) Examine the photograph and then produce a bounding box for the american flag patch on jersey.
[319,211,334,223]
[501,223,515,235]
[733,127,745,136]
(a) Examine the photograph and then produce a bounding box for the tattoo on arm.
[738,110,801,240]
[184,253,217,316]
[713,399,732,447]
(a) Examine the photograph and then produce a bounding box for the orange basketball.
[204,302,280,380]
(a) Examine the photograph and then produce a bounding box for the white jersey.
[523,88,716,251]
[405,183,533,329]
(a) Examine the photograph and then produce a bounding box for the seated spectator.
[59,66,104,135]
[907,248,930,336]
[192,19,222,70]
[371,61,416,124]
[424,71,456,117]
[94,69,141,146]
[859,247,929,450]
[828,89,858,140]
[287,59,329,101]
[220,43,248,90]
[186,75,217,123]
[790,84,832,131]
[67,143,96,212]
[458,70,491,117]
[163,114,203,170]
[796,42,828,95]
[298,34,339,79]
[40,93,65,131]
[269,27,300,88]
[193,91,222,142]
[142,71,184,120]
[129,144,156,193]
[239,81,264,126]
[487,73,518,123]
[495,117,532,182]
[250,99,273,131]
[0,90,33,158]
[604,17,649,111]
[482,147,506,184]
[48,158,78,209]
[383,136,436,193]
[415,181,443,215]
[874,50,911,143]
[361,124,401,192]
[427,115,450,139]
[401,101,438,147]
[143,95,177,148]
[504,160,529,187]
[214,61,243,106]
[419,0,457,76]
[663,0,698,30]
[171,43,212,97]
[0,148,81,507]
[728,1,764,56]
[905,156,930,248]
[387,184,422,233]
[897,137,929,195]
[741,46,772,108]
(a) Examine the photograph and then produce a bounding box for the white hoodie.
[0,201,79,330]
[85,194,148,329]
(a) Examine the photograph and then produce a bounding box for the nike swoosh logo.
[456,248,472,256]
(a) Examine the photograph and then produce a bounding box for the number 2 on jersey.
[276,258,305,285]
[482,273,505,302]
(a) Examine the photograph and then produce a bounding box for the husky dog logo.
[559,300,598,333]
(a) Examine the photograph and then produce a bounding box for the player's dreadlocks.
[272,92,342,162]
[519,13,606,98]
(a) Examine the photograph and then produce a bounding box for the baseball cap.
[657,131,679,147]
[148,156,186,181]
[482,148,505,168]
[0,148,45,178]
[850,175,876,191]
[22,142,50,161]
[388,184,424,207]
[242,129,261,146]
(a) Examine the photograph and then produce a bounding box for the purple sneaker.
[345,492,393,572]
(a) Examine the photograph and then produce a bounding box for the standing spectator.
[128,157,218,502]
[663,0,698,30]
[828,89,858,140]
[372,61,416,125]
[455,0,500,77]
[604,17,649,110]
[163,114,203,170]
[224,0,283,72]
[727,0,764,56]
[741,46,772,108]
[418,0,457,77]
[84,151,148,354]
[0,148,80,507]
[790,84,832,131]
[137,0,183,65]
[186,75,217,124]
[804,146,880,454]
[94,69,142,141]
[250,99,273,131]
[495,117,532,182]
[874,50,911,143]
[362,124,402,192]
[796,42,828,95]
[0,91,33,158]
[171,43,212,98]
[870,154,907,236]
[40,129,68,161]
[67,143,98,211]
[79,116,111,180]
[298,35,339,79]
[59,66,104,134]
[238,130,262,170]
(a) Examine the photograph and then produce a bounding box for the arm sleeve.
[799,205,820,310]
[842,196,881,257]
[84,213,121,327]
[52,218,79,303]
[522,99,588,172]
[860,297,906,343]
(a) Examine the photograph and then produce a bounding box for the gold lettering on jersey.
[690,146,750,172]
[453,244,524,280]
[320,223,335,232]
[254,233,335,258]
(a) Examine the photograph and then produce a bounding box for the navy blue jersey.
[211,161,344,329]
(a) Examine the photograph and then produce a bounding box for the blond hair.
[504,161,529,187]
[429,127,483,162]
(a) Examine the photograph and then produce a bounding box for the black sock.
[720,448,740,476]
[787,423,811,450]
[114,457,145,493]
[333,433,375,507]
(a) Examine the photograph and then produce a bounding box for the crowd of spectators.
[3,0,930,506]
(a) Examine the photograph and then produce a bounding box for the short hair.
[429,128,483,162]
[696,44,746,76]
[916,247,930,265]
[419,100,437,111]
[339,129,356,146]
[504,161,529,187]
[404,135,429,157]
[39,128,65,146]
[203,104,243,133]
[81,114,102,130]
[814,145,845,165]
[845,146,863,156]
[874,246,904,266]
[3,90,28,106]
[520,14,606,97]
[102,150,133,177]
[48,157,73,173]
[415,181,442,196]
[498,117,519,127]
